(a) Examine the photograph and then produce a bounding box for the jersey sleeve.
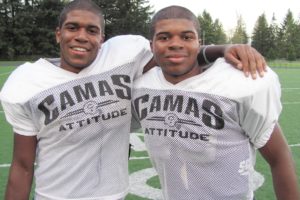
[1,100,37,136]
[101,35,153,79]
[131,36,153,79]
[240,71,282,148]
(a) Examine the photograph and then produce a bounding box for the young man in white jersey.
[1,0,269,200]
[132,5,300,200]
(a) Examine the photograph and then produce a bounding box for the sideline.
[282,88,300,90]
[0,72,12,76]
[289,143,300,147]
[283,102,300,105]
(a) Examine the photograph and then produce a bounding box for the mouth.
[166,54,187,63]
[71,46,89,52]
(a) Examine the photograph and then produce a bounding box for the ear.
[55,27,61,44]
[100,34,105,44]
[198,39,202,53]
[150,40,154,52]
[97,34,105,49]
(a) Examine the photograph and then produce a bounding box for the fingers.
[227,44,252,78]
[224,44,268,79]
[245,46,257,79]
[250,48,267,78]
[224,45,244,70]
[224,53,243,70]
[239,45,252,78]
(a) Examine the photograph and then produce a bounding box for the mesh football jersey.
[0,35,152,200]
[132,58,282,200]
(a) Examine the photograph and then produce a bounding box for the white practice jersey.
[0,35,152,200]
[132,58,282,200]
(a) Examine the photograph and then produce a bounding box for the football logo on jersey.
[147,113,203,130]
[164,113,180,128]
[83,100,101,115]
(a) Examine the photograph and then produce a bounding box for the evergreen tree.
[266,14,280,59]
[251,13,269,57]
[0,0,153,59]
[295,21,300,59]
[212,19,227,44]
[198,10,227,45]
[0,0,9,58]
[94,0,153,40]
[0,0,23,59]
[279,10,298,60]
[230,15,248,44]
[33,0,64,57]
[12,1,37,57]
[198,10,214,45]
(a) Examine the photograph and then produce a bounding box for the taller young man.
[1,0,268,199]
[132,5,300,200]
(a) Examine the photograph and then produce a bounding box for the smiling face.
[56,10,104,73]
[151,18,201,84]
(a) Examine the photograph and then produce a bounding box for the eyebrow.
[64,21,101,30]
[156,30,197,35]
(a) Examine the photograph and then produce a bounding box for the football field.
[0,62,299,199]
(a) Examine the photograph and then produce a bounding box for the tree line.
[198,9,300,61]
[0,0,153,60]
[0,0,299,60]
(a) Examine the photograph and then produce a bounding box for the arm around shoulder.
[199,44,267,79]
[5,133,37,200]
[259,124,300,200]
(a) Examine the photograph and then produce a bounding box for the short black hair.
[58,0,105,34]
[150,5,201,39]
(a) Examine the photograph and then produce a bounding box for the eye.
[182,32,197,41]
[157,35,169,41]
[183,35,194,40]
[65,24,77,32]
[87,27,100,35]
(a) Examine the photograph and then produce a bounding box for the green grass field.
[0,61,299,199]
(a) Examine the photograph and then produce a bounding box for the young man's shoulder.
[104,34,149,47]
[0,58,58,103]
[210,58,279,90]
[98,34,152,70]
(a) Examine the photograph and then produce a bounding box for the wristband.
[202,45,211,64]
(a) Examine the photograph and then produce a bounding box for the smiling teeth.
[73,47,87,52]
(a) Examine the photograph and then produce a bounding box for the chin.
[71,61,92,69]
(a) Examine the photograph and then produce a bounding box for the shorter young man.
[132,5,300,200]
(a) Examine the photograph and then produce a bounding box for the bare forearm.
[198,45,225,65]
[270,154,300,200]
[259,124,300,199]
[5,163,34,200]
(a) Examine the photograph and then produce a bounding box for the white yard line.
[129,156,150,160]
[129,168,163,200]
[289,143,300,147]
[283,102,300,105]
[0,72,12,76]
[0,164,10,168]
[282,88,300,90]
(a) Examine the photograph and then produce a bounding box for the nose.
[75,28,88,42]
[168,36,183,50]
